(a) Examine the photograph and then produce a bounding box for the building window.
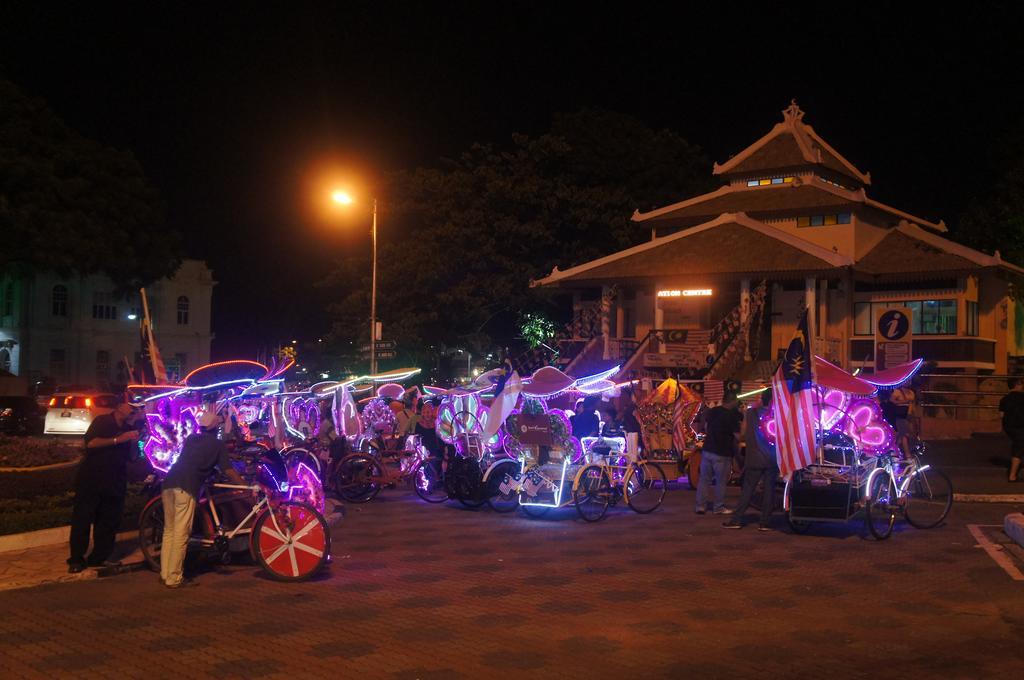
[797,213,852,227]
[2,282,13,317]
[747,176,794,187]
[853,300,958,336]
[166,353,187,381]
[92,292,117,320]
[177,296,189,325]
[49,349,66,382]
[96,350,110,385]
[966,301,979,336]
[51,285,68,317]
[0,348,10,373]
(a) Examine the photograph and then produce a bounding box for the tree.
[0,79,180,288]
[324,109,714,370]
[957,161,1024,267]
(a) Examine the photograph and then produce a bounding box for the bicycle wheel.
[413,459,449,503]
[138,496,165,572]
[865,471,897,540]
[574,464,612,522]
[485,461,520,513]
[334,454,383,503]
[455,479,487,508]
[520,501,550,518]
[624,461,667,514]
[904,467,953,529]
[251,502,330,582]
[285,448,323,478]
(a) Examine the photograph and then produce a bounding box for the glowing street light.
[331,189,380,374]
[332,190,354,205]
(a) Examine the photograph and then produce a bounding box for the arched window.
[52,285,68,317]
[177,296,189,325]
[2,282,13,317]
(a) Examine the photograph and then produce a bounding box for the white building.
[0,259,215,389]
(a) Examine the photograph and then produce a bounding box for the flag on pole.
[139,288,168,383]
[771,309,817,479]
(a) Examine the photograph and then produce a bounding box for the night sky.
[3,3,1024,357]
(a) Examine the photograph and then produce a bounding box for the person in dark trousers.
[999,377,1024,482]
[160,411,245,588]
[695,392,743,515]
[723,389,778,530]
[68,401,143,573]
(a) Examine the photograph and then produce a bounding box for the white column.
[616,300,626,340]
[741,279,751,361]
[655,295,666,354]
[819,278,829,359]
[601,285,612,360]
[805,277,817,348]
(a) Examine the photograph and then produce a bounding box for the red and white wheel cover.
[257,505,327,578]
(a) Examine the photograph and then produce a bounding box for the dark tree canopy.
[0,79,180,288]
[325,109,714,367]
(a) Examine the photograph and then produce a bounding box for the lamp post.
[332,191,378,374]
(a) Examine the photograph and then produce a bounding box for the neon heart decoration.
[817,388,849,432]
[843,398,895,455]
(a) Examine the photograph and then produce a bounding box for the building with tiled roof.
[534,102,1024,382]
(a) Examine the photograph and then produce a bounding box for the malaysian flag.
[771,309,817,479]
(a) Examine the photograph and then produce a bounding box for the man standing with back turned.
[160,411,244,588]
[695,392,742,515]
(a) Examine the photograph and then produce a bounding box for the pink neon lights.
[758,387,896,457]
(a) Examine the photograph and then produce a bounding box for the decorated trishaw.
[476,365,667,520]
[766,356,951,539]
[132,357,332,581]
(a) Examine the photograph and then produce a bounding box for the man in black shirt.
[68,401,143,573]
[695,392,743,515]
[160,411,244,588]
[1000,377,1024,482]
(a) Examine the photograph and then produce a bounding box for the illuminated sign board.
[657,289,713,298]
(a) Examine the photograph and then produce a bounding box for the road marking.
[967,524,1024,581]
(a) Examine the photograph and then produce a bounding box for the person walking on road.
[1000,377,1024,482]
[723,389,779,530]
[68,401,144,573]
[160,411,244,588]
[695,392,743,515]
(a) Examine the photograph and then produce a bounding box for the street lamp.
[332,190,379,374]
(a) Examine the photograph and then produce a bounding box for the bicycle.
[333,434,446,504]
[138,479,331,582]
[864,442,953,540]
[573,449,668,522]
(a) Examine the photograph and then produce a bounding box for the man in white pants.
[160,412,244,588]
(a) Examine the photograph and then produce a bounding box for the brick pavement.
[0,484,1022,678]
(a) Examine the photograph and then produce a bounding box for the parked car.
[0,396,45,436]
[44,393,119,436]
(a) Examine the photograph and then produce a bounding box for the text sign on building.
[657,289,713,298]
[875,307,913,370]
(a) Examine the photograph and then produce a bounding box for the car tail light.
[49,398,56,407]
[85,398,92,408]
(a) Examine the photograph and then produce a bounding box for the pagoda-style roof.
[856,222,1024,277]
[713,101,872,187]
[533,213,852,286]
[632,176,948,232]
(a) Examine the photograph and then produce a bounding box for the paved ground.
[1,481,1022,679]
